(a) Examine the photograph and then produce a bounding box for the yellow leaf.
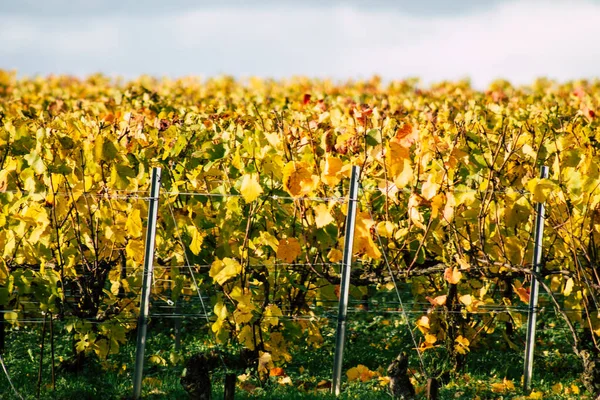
[230,287,252,307]
[455,254,470,269]
[376,221,394,238]
[430,193,444,219]
[386,142,413,187]
[443,192,456,223]
[570,384,580,394]
[148,354,166,366]
[419,336,437,351]
[277,238,301,263]
[526,177,556,203]
[234,307,254,324]
[258,351,273,374]
[426,295,447,306]
[4,311,18,324]
[353,211,382,259]
[491,382,506,393]
[551,382,563,394]
[0,169,9,192]
[263,304,283,327]
[422,334,436,345]
[421,176,440,200]
[231,287,256,324]
[125,208,143,238]
[444,267,462,285]
[283,161,317,197]
[240,173,263,203]
[214,301,228,320]
[278,376,292,385]
[189,227,204,255]
[378,376,391,386]
[454,335,470,354]
[94,338,110,359]
[237,373,250,382]
[459,294,473,306]
[210,258,242,285]
[563,277,574,297]
[316,380,331,390]
[529,390,543,399]
[346,365,360,381]
[327,248,343,263]
[416,316,430,333]
[126,239,145,264]
[347,365,376,382]
[314,204,334,228]
[0,258,8,285]
[321,156,343,186]
[408,194,425,230]
[238,325,255,350]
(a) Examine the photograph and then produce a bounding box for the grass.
[0,309,587,399]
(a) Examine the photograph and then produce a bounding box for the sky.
[1,0,599,88]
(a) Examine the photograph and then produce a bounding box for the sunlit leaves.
[352,211,381,259]
[240,173,263,203]
[3,311,18,324]
[346,364,377,382]
[185,228,202,257]
[263,304,283,327]
[419,333,438,351]
[490,378,515,393]
[4,73,600,383]
[125,207,143,238]
[444,267,462,285]
[212,301,229,334]
[282,161,317,197]
[313,203,334,228]
[454,335,470,355]
[563,277,574,297]
[210,257,242,286]
[393,122,418,148]
[526,178,557,203]
[321,156,343,186]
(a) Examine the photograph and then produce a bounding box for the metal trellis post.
[523,165,549,393]
[332,165,360,396]
[133,167,162,399]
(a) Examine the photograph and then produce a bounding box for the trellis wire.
[1,179,595,396]
[165,199,229,372]
[365,196,427,377]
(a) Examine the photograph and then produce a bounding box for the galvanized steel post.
[332,166,360,396]
[523,165,549,393]
[133,167,162,399]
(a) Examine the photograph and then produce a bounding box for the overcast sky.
[1,0,599,88]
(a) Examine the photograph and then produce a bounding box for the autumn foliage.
[1,71,600,392]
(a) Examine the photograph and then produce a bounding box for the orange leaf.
[426,295,447,306]
[277,238,301,263]
[513,285,530,303]
[392,123,418,147]
[316,380,331,390]
[270,367,285,377]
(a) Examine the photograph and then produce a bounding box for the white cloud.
[0,1,599,87]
